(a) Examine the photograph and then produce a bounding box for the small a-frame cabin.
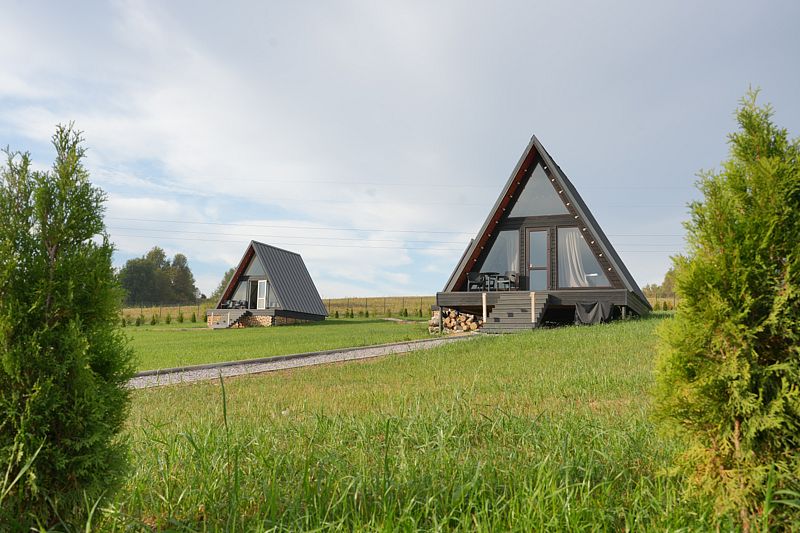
[207,241,328,328]
[437,135,651,333]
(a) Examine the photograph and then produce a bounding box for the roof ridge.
[251,240,302,257]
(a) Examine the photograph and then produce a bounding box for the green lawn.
[129,318,431,371]
[101,313,736,530]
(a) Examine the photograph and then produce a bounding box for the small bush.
[121,316,126,327]
[387,309,392,317]
[365,310,369,318]
[165,313,172,325]
[403,308,409,317]
[150,314,158,326]
[334,310,339,318]
[177,311,184,323]
[191,311,197,323]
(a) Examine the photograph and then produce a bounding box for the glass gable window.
[244,255,266,276]
[557,227,610,288]
[479,230,519,275]
[231,281,248,301]
[508,163,569,217]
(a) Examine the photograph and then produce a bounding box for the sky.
[1,1,799,299]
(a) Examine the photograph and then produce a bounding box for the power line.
[110,231,681,253]
[110,233,466,251]
[107,225,467,245]
[107,217,686,238]
[107,217,477,235]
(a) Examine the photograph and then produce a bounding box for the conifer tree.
[655,91,800,529]
[0,125,134,527]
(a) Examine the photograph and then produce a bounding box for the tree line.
[117,246,203,305]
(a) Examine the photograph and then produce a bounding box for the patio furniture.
[466,272,484,291]
[497,271,517,291]
[483,272,500,291]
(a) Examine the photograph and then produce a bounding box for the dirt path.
[128,335,474,389]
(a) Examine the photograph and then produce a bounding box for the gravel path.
[129,335,474,389]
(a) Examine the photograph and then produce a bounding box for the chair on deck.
[466,272,484,291]
[496,271,517,291]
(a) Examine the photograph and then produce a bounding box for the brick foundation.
[207,313,310,328]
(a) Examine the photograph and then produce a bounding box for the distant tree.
[119,247,198,305]
[209,267,236,303]
[170,253,198,304]
[0,125,135,527]
[655,91,800,529]
[643,267,677,300]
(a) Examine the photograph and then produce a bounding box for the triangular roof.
[443,135,650,310]
[218,241,328,316]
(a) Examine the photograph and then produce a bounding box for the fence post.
[383,298,386,316]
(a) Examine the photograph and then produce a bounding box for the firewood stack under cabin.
[429,309,482,334]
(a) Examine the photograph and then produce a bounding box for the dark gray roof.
[532,138,649,308]
[443,135,651,311]
[250,241,327,316]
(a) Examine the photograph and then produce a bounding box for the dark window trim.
[524,226,550,290]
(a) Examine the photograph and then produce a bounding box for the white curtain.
[559,229,589,287]
[506,235,519,275]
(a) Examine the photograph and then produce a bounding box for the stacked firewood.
[428,309,482,334]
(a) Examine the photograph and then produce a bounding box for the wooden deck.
[436,288,649,330]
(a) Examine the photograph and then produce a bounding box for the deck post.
[227,311,230,327]
[621,306,627,320]
[531,292,536,323]
[482,292,487,322]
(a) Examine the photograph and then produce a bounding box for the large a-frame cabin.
[437,135,651,333]
[207,241,328,328]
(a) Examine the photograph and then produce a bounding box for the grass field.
[95,313,738,530]
[129,319,431,371]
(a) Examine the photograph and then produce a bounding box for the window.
[557,227,610,287]
[479,230,519,275]
[245,255,266,276]
[231,281,247,301]
[508,163,569,217]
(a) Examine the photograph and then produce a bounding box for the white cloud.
[2,0,798,297]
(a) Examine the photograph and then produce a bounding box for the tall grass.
[91,316,738,530]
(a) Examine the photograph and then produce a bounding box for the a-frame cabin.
[437,135,651,333]
[207,241,328,328]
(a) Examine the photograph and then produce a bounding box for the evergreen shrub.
[0,125,134,527]
[655,91,800,528]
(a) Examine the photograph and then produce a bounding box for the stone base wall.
[207,313,310,328]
